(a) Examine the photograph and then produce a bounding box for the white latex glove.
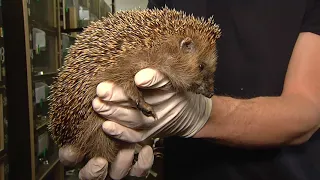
[59,144,154,180]
[92,68,212,143]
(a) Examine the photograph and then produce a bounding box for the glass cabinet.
[29,0,63,179]
[2,0,63,179]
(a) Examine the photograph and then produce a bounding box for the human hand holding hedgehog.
[93,68,212,142]
[58,68,213,180]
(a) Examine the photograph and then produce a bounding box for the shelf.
[61,33,77,39]
[31,20,58,35]
[36,117,49,131]
[36,149,60,180]
[33,72,57,82]
[61,27,85,33]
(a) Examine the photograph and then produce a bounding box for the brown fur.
[48,8,221,163]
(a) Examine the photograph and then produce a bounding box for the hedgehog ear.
[180,37,195,53]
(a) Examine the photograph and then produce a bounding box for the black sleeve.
[147,0,165,9]
[300,0,320,35]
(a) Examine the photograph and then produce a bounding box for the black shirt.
[147,0,320,180]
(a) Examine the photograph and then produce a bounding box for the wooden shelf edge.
[33,72,57,82]
[36,119,49,131]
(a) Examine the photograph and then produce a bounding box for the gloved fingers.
[134,68,170,90]
[95,69,173,106]
[96,81,132,106]
[78,157,109,180]
[93,97,155,128]
[102,121,148,143]
[59,146,84,167]
[129,145,154,177]
[109,146,136,180]
[96,69,170,101]
[95,68,170,104]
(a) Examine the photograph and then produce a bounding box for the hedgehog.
[48,7,221,163]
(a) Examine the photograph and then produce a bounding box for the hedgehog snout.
[194,77,215,98]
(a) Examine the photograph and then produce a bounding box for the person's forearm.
[194,95,320,147]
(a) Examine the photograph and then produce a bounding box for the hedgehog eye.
[199,64,204,71]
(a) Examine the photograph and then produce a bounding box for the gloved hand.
[92,68,212,143]
[59,144,154,180]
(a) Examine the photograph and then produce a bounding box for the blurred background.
[0,0,164,179]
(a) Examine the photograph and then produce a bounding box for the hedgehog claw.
[136,99,157,120]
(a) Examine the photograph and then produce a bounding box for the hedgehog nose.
[207,86,215,97]
[203,92,214,98]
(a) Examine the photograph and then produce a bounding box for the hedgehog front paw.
[135,99,157,120]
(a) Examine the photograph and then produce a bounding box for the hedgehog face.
[178,36,217,98]
[193,55,217,98]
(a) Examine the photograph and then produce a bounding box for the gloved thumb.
[134,68,169,89]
